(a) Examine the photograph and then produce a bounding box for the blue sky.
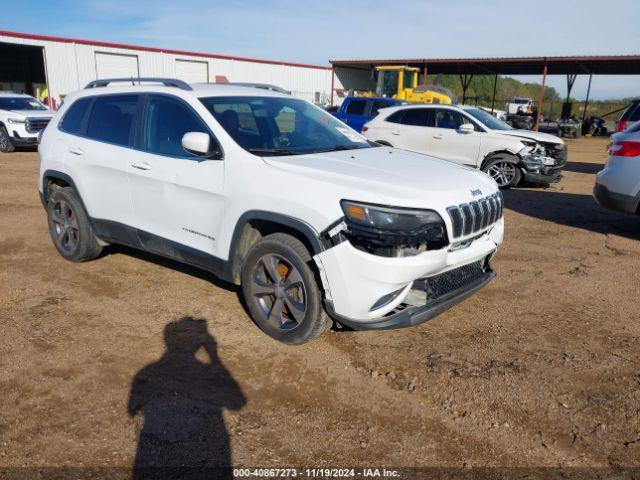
[4,0,639,99]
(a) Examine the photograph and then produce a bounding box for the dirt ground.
[0,137,639,478]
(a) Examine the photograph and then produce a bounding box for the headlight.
[341,200,443,231]
[519,142,556,168]
[340,200,448,256]
[7,118,25,124]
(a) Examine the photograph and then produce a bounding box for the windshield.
[200,96,373,156]
[464,107,512,131]
[514,99,530,104]
[0,96,47,111]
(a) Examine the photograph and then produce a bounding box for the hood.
[493,128,564,145]
[8,109,54,118]
[263,147,499,210]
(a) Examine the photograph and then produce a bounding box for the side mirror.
[459,123,475,134]
[182,132,223,159]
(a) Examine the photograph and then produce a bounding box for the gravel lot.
[0,137,639,477]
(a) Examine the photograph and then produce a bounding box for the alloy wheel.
[249,253,307,330]
[50,200,80,253]
[0,130,9,151]
[487,161,516,187]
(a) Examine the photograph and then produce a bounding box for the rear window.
[621,102,640,121]
[86,94,139,146]
[59,97,92,135]
[386,110,405,124]
[345,99,366,115]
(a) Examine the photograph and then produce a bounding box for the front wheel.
[241,233,330,345]
[482,155,522,189]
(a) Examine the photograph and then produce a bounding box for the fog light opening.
[369,286,406,312]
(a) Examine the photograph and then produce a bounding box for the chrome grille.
[25,117,51,134]
[446,192,503,239]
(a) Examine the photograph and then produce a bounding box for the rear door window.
[399,108,434,127]
[345,99,367,115]
[86,94,140,146]
[59,97,92,135]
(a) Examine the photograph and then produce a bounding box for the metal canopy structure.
[329,55,640,129]
[330,55,640,75]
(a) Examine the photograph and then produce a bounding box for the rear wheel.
[0,126,15,153]
[46,187,102,262]
[241,233,330,345]
[483,155,521,189]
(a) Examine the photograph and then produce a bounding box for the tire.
[0,126,15,153]
[240,233,331,345]
[482,154,522,190]
[46,187,102,262]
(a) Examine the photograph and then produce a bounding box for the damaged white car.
[38,78,503,344]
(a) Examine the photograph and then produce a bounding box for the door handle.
[391,130,401,135]
[131,161,152,171]
[68,147,84,155]
[433,134,443,139]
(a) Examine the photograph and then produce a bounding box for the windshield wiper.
[312,144,370,153]
[248,148,303,156]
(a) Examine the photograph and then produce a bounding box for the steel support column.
[490,73,498,114]
[581,74,593,124]
[330,65,335,107]
[534,63,548,131]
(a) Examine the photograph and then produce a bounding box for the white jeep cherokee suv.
[363,104,566,189]
[39,78,504,344]
[0,92,54,152]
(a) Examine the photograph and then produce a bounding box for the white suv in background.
[594,121,640,215]
[0,92,54,152]
[362,104,566,189]
[39,78,504,344]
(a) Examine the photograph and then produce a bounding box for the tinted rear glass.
[386,110,405,123]
[399,108,433,126]
[621,102,640,121]
[59,97,92,135]
[345,99,366,115]
[86,94,139,146]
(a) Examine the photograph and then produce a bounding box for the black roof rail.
[84,78,193,91]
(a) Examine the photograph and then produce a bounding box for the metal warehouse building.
[0,30,336,107]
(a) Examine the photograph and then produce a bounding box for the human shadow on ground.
[128,317,245,480]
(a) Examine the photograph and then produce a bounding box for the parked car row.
[37,78,504,345]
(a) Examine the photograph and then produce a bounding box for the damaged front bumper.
[314,218,503,329]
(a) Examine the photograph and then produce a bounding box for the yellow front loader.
[373,66,453,104]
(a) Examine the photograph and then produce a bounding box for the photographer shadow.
[128,317,245,479]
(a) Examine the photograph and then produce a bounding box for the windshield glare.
[0,96,47,111]
[465,107,512,131]
[200,96,372,156]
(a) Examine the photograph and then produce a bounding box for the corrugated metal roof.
[0,29,331,71]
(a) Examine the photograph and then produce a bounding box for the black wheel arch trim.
[227,210,323,261]
[41,170,100,230]
[481,150,520,170]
